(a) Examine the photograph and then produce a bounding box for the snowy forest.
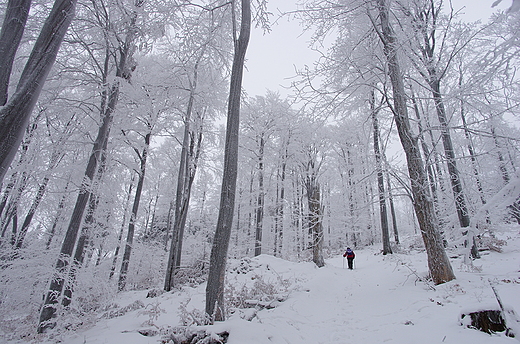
[0,0,520,343]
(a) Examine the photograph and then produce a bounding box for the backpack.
[346,249,355,259]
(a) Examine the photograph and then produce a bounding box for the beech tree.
[372,0,455,284]
[206,0,251,322]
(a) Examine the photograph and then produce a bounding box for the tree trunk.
[491,126,520,224]
[254,134,265,256]
[0,0,76,184]
[0,0,32,106]
[370,89,392,255]
[205,0,250,323]
[63,144,108,307]
[0,0,31,106]
[15,126,69,248]
[430,80,470,225]
[374,0,455,284]
[459,77,486,207]
[274,141,288,257]
[306,179,325,267]
[1,112,42,239]
[431,79,479,258]
[118,132,150,291]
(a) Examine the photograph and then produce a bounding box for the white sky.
[242,0,512,99]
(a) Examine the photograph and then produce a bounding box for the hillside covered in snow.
[20,225,520,344]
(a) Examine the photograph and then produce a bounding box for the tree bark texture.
[306,179,325,268]
[205,0,250,322]
[374,0,455,284]
[0,0,76,184]
[0,0,31,106]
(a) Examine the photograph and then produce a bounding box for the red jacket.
[343,249,355,259]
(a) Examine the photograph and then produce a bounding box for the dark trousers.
[347,258,354,269]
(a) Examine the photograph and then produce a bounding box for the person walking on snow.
[343,247,355,269]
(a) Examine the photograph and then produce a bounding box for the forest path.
[250,248,493,344]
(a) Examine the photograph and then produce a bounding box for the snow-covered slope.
[35,226,520,344]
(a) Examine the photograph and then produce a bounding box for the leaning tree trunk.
[0,0,76,185]
[459,75,486,207]
[205,0,250,323]
[370,89,392,255]
[0,0,31,106]
[1,112,42,240]
[374,0,455,285]
[164,123,202,291]
[62,136,109,307]
[45,177,71,249]
[491,126,520,224]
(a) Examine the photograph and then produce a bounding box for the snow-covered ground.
[31,226,520,344]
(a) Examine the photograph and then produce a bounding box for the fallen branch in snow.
[398,260,436,291]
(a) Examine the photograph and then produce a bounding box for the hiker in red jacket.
[343,247,355,269]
